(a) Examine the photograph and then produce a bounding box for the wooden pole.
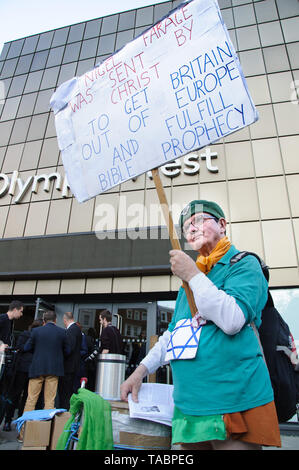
[148,335,158,383]
[151,167,197,317]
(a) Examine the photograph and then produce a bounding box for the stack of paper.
[128,383,174,426]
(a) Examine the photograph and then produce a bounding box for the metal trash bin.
[95,354,126,401]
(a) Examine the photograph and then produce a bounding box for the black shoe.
[3,422,11,432]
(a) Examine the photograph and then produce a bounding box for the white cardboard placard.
[50,0,258,203]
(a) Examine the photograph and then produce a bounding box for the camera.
[85,347,100,362]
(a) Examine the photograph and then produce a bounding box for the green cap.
[179,199,225,228]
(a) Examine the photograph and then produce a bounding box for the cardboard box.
[23,420,52,448]
[21,446,48,451]
[109,401,171,450]
[49,412,72,450]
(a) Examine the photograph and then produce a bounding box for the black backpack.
[230,251,299,423]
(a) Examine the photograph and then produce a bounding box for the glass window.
[46,46,65,68]
[22,36,39,55]
[271,288,299,351]
[2,143,24,173]
[1,96,21,121]
[19,140,43,171]
[0,58,18,79]
[79,38,98,60]
[84,19,102,39]
[239,49,265,76]
[218,0,232,8]
[0,43,10,61]
[101,15,118,35]
[98,34,116,55]
[1,78,11,101]
[0,146,6,170]
[36,31,54,51]
[236,26,260,50]
[135,7,154,27]
[62,42,81,64]
[115,30,134,51]
[118,11,136,31]
[24,70,43,93]
[154,2,172,22]
[52,27,70,47]
[68,23,85,43]
[39,137,60,168]
[40,66,59,90]
[268,71,293,103]
[9,117,31,144]
[0,121,13,146]
[282,17,299,43]
[221,9,234,29]
[7,74,27,97]
[95,54,110,66]
[254,0,278,23]
[27,113,48,141]
[6,39,24,59]
[276,0,299,19]
[44,111,56,138]
[234,4,255,27]
[17,93,37,117]
[259,21,284,47]
[57,63,77,87]
[157,301,175,336]
[287,43,299,70]
[263,45,290,73]
[15,54,34,75]
[76,59,95,77]
[30,50,48,71]
[273,102,299,136]
[34,89,53,114]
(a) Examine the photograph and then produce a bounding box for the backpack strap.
[251,321,267,366]
[230,251,270,366]
[230,251,270,281]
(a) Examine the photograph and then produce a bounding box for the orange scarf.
[195,236,231,275]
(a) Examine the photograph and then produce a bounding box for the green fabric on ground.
[56,388,113,450]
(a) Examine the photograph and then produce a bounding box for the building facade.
[0,0,299,372]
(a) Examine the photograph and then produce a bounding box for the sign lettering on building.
[0,149,218,203]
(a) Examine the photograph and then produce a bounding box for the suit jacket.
[0,313,12,345]
[64,323,82,375]
[16,330,32,373]
[24,322,69,378]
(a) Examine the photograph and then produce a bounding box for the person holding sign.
[120,199,281,450]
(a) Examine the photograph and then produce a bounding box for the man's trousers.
[23,375,58,412]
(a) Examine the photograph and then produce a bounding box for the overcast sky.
[0,0,171,55]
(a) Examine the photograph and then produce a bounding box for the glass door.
[73,303,112,340]
[112,302,157,377]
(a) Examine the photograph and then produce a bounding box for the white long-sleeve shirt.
[141,272,246,374]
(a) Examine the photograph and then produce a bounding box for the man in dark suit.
[58,312,82,410]
[0,300,24,347]
[22,311,69,414]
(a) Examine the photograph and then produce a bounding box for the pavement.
[1,420,299,451]
[0,422,22,451]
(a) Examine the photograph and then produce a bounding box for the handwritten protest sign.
[50,0,258,203]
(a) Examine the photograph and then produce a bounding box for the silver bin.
[95,353,126,401]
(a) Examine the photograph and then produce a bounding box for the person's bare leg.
[212,438,262,450]
[180,441,213,450]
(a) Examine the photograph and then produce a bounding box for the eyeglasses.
[183,214,218,235]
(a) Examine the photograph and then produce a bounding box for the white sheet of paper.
[128,383,174,426]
